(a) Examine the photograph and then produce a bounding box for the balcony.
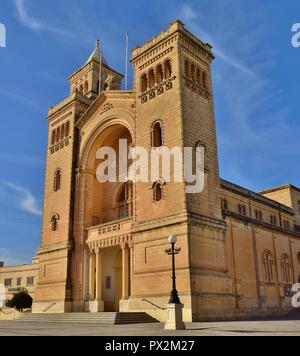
[86,216,133,250]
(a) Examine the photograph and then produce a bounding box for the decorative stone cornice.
[139,76,176,104]
[49,136,71,155]
[76,91,135,130]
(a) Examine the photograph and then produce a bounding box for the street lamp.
[165,235,181,304]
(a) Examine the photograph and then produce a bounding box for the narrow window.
[56,127,61,143]
[191,64,195,81]
[141,74,148,92]
[51,215,59,232]
[153,183,162,202]
[184,60,190,77]
[221,199,228,210]
[196,68,201,85]
[84,81,89,94]
[51,130,56,145]
[202,71,208,89]
[65,122,70,137]
[79,84,84,93]
[263,251,274,282]
[61,124,65,140]
[164,59,172,79]
[54,170,62,192]
[156,64,164,84]
[149,69,155,88]
[153,122,163,148]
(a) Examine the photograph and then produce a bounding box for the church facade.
[31,20,300,321]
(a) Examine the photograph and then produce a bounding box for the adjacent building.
[0,258,39,307]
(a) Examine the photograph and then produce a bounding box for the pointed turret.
[85,40,108,66]
[68,40,124,100]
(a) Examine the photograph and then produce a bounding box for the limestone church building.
[3,21,300,322]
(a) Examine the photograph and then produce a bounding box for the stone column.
[128,243,134,297]
[121,243,129,300]
[95,249,103,301]
[89,251,96,301]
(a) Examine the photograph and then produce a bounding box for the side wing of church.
[29,20,300,322]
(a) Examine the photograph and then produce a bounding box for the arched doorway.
[83,124,133,226]
[81,123,134,313]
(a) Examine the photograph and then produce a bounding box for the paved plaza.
[0,319,300,336]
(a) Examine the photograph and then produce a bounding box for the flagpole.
[98,39,102,94]
[125,32,129,90]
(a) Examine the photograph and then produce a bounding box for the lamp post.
[165,235,181,304]
[164,235,185,330]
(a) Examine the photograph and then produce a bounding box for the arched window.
[149,69,155,88]
[79,84,84,93]
[56,127,61,143]
[141,74,148,92]
[54,170,62,192]
[191,64,195,81]
[270,215,277,226]
[221,199,228,211]
[117,182,133,219]
[263,251,274,283]
[153,182,162,202]
[281,254,292,284]
[152,122,163,148]
[156,64,164,84]
[84,81,89,94]
[51,130,56,145]
[118,185,127,203]
[61,124,65,140]
[51,214,59,232]
[202,71,208,89]
[238,204,247,216]
[65,122,70,137]
[164,60,172,79]
[184,60,190,78]
[196,68,201,85]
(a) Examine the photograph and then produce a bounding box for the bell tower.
[69,40,123,99]
[132,20,221,222]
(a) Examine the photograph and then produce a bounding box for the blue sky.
[0,0,300,265]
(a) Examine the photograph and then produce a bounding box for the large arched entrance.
[80,123,134,313]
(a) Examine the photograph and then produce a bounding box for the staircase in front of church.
[16,312,159,325]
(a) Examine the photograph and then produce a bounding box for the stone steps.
[17,312,159,325]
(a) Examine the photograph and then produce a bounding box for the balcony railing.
[86,216,133,249]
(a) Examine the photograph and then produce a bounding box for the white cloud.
[178,3,300,189]
[181,4,257,78]
[13,0,44,31]
[0,181,42,216]
[181,4,198,22]
[12,0,74,36]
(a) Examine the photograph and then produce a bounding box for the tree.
[9,292,33,311]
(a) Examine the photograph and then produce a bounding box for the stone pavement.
[0,320,300,336]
